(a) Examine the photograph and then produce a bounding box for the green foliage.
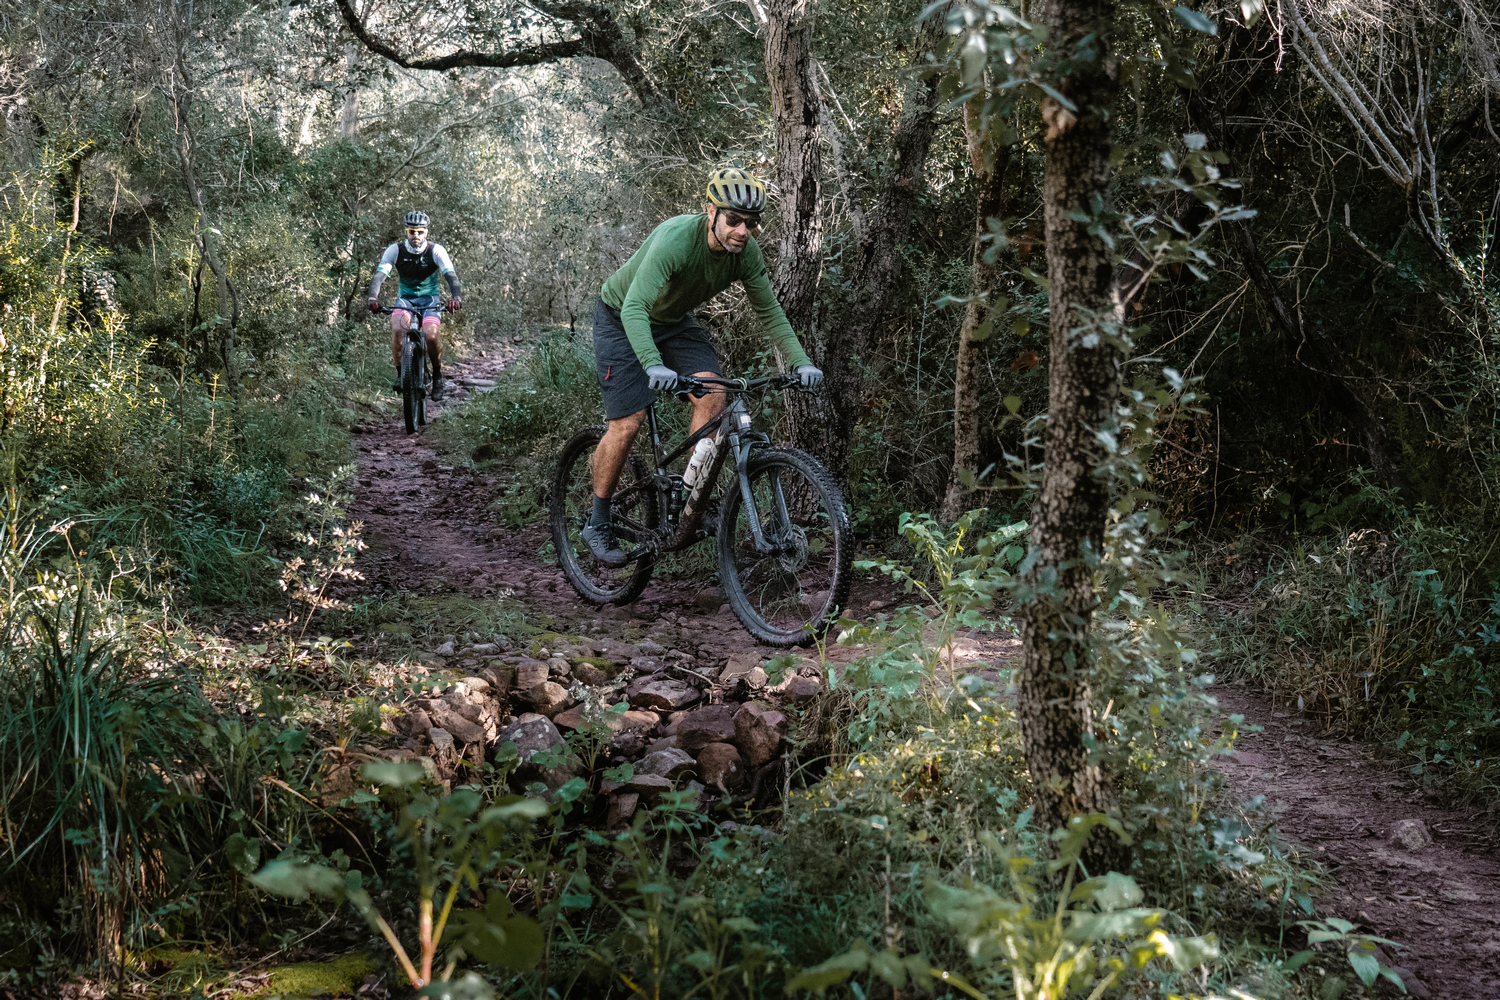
[251,764,549,987]
[1199,494,1500,799]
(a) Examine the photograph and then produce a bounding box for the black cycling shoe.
[582,520,628,567]
[392,379,402,393]
[430,376,445,402]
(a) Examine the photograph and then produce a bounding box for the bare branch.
[332,0,585,71]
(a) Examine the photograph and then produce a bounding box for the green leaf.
[870,948,908,988]
[1068,908,1162,940]
[1282,949,1317,972]
[362,760,425,786]
[1013,315,1030,338]
[1152,930,1220,971]
[1173,5,1218,34]
[1346,947,1380,986]
[248,860,346,902]
[223,833,261,876]
[1071,871,1143,911]
[969,319,995,343]
[478,798,549,825]
[449,896,545,972]
[787,944,869,994]
[556,777,589,802]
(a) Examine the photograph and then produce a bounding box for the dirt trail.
[335,335,1500,999]
[1215,683,1500,999]
[338,334,929,668]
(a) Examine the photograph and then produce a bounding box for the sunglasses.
[718,212,760,232]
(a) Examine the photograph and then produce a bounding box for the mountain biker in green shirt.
[584,167,824,566]
[366,210,462,401]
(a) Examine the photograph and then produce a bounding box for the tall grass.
[1197,481,1500,801]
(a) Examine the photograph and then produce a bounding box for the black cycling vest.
[395,242,439,286]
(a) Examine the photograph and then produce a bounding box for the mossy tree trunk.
[1014,0,1129,875]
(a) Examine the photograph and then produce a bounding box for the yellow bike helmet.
[705,167,767,214]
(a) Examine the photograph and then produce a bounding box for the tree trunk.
[340,43,359,140]
[160,18,240,393]
[941,96,1010,523]
[788,16,944,482]
[763,0,824,446]
[1014,0,1128,874]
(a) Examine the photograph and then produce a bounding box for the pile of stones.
[384,637,825,826]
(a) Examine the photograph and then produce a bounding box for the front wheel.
[401,340,421,434]
[717,447,852,647]
[551,426,659,605]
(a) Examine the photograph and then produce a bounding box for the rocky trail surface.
[1216,683,1500,999]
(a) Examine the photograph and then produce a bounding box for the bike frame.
[616,375,792,562]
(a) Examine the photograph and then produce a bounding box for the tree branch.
[333,0,585,71]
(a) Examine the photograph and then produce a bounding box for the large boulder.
[733,702,788,768]
[637,747,697,781]
[696,743,745,792]
[675,704,740,753]
[627,675,699,711]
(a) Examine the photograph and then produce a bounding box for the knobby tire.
[717,447,852,647]
[551,426,658,605]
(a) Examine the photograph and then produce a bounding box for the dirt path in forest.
[1215,683,1500,999]
[330,333,1500,999]
[337,331,1005,671]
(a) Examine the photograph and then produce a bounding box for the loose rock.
[696,743,744,792]
[676,704,741,753]
[522,681,571,718]
[734,702,789,768]
[495,713,565,762]
[433,641,456,657]
[429,727,455,756]
[627,675,699,711]
[392,708,433,738]
[637,747,697,781]
[1389,818,1432,851]
[606,792,640,829]
[515,659,549,690]
[425,703,486,745]
[459,675,491,695]
[573,663,607,686]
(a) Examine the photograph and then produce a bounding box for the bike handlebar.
[673,373,803,395]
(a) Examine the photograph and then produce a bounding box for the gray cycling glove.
[795,364,824,388]
[647,365,678,391]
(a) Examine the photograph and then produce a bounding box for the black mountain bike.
[550,374,853,646]
[374,304,436,434]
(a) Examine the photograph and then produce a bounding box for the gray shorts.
[394,295,443,320]
[593,297,721,420]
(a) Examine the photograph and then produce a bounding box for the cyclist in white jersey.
[367,210,462,401]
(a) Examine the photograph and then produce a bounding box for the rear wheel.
[717,447,852,646]
[551,426,659,604]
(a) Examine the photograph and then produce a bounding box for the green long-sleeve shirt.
[600,213,812,371]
